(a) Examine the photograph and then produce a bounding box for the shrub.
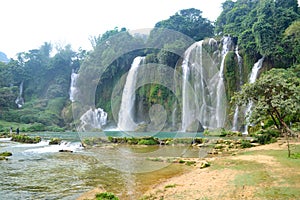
[254,129,280,145]
[49,138,62,145]
[241,140,252,148]
[137,138,159,145]
[95,192,119,200]
[26,123,46,132]
[11,134,41,144]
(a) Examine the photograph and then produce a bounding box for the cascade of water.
[15,81,24,108]
[79,107,107,131]
[244,57,265,133]
[181,37,232,131]
[216,36,232,128]
[118,56,144,131]
[232,46,243,131]
[232,106,239,131]
[181,41,203,132]
[69,70,79,102]
[172,102,177,128]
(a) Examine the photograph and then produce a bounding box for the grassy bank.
[141,139,300,200]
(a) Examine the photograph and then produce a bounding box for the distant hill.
[0,51,9,63]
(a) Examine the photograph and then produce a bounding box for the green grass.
[211,143,300,199]
[95,192,119,200]
[234,171,271,186]
[0,120,32,132]
[164,184,177,189]
[256,187,300,200]
[210,158,262,171]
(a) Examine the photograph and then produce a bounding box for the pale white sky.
[0,0,227,58]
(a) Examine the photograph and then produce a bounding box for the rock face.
[185,120,204,132]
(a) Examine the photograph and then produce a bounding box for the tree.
[233,68,300,135]
[276,0,299,13]
[233,68,300,157]
[154,8,214,41]
[89,27,127,49]
[283,20,300,64]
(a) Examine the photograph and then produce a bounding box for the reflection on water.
[0,132,208,199]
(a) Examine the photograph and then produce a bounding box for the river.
[0,131,207,199]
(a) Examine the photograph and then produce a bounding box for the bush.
[49,138,62,145]
[241,140,252,148]
[137,137,159,145]
[254,129,280,145]
[26,123,46,132]
[11,134,41,144]
[96,192,119,200]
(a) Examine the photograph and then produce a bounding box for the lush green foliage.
[11,134,41,144]
[233,67,300,134]
[216,0,299,66]
[1,3,300,132]
[155,8,214,41]
[96,192,119,200]
[253,129,280,145]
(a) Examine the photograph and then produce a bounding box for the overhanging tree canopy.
[233,67,300,135]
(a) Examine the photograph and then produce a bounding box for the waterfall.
[69,70,79,102]
[118,56,144,131]
[78,108,107,131]
[181,43,197,132]
[216,36,232,128]
[232,46,243,131]
[244,57,265,133]
[172,102,177,128]
[181,37,232,131]
[15,81,24,108]
[232,106,239,131]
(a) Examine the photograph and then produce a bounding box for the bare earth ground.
[142,140,300,200]
[78,139,300,200]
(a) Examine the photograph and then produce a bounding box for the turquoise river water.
[0,131,208,200]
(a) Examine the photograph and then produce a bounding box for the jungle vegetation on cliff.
[0,1,299,134]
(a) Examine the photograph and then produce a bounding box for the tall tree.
[283,20,300,64]
[233,68,300,135]
[154,8,214,41]
[276,0,299,13]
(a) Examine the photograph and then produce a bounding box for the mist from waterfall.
[15,81,24,108]
[70,70,108,131]
[118,56,145,131]
[244,57,265,133]
[78,108,107,131]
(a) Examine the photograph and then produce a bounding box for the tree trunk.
[273,107,295,136]
[286,134,291,158]
[268,110,280,130]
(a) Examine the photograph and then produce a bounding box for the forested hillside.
[0,0,299,133]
